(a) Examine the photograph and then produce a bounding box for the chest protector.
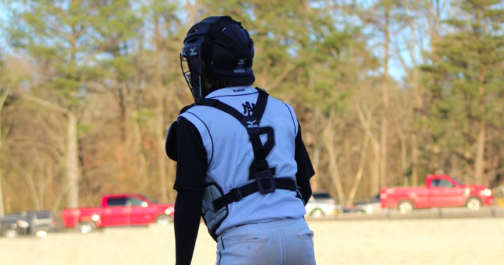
[198,88,298,241]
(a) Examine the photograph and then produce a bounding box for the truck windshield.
[451,177,464,185]
[107,198,127,207]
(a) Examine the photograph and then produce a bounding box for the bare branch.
[21,93,69,115]
[10,160,40,209]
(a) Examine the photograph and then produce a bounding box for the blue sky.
[0,2,8,53]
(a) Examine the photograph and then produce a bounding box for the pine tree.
[421,0,504,184]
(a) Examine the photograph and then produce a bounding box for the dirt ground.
[1,218,502,265]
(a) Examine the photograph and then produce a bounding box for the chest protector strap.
[197,88,297,212]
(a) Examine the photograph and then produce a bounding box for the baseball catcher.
[166,16,316,265]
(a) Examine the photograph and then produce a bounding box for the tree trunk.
[67,4,79,208]
[155,105,167,202]
[380,117,388,187]
[154,14,167,202]
[323,115,345,206]
[12,161,40,209]
[325,134,345,207]
[411,133,418,186]
[380,5,390,189]
[185,0,198,24]
[355,103,380,195]
[474,120,486,185]
[397,126,408,186]
[474,80,486,185]
[131,108,146,183]
[0,87,9,216]
[347,133,370,205]
[67,113,79,208]
[371,143,380,195]
[432,144,441,173]
[118,84,129,142]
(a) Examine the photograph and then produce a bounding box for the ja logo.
[242,101,255,116]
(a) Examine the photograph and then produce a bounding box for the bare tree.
[0,55,32,215]
[21,94,79,209]
[323,109,346,206]
[380,1,391,189]
[355,102,381,195]
[347,132,370,205]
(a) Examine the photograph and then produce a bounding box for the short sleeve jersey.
[174,86,314,235]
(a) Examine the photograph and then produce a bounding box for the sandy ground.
[1,218,503,265]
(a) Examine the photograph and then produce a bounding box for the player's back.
[179,86,306,234]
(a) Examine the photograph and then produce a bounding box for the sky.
[0,2,8,53]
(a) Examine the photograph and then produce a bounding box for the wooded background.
[0,0,503,216]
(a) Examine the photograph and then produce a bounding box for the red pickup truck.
[380,175,494,213]
[62,193,174,233]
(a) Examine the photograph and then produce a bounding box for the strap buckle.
[255,169,276,194]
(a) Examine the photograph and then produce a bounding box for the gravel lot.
[1,218,502,265]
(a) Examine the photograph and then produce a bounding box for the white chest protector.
[179,87,306,240]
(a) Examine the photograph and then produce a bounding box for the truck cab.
[99,194,173,227]
[62,193,174,233]
[424,175,464,208]
[380,175,494,213]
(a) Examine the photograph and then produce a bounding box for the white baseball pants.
[215,218,316,265]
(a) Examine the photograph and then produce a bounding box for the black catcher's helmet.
[180,16,255,101]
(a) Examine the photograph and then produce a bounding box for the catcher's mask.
[180,16,255,102]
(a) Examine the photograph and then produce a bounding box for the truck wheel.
[398,201,414,214]
[310,208,325,218]
[78,222,96,234]
[155,214,172,226]
[34,228,48,238]
[466,197,482,211]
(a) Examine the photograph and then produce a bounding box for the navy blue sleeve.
[172,116,208,265]
[173,116,208,192]
[294,124,314,204]
[174,190,203,265]
[165,121,178,161]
